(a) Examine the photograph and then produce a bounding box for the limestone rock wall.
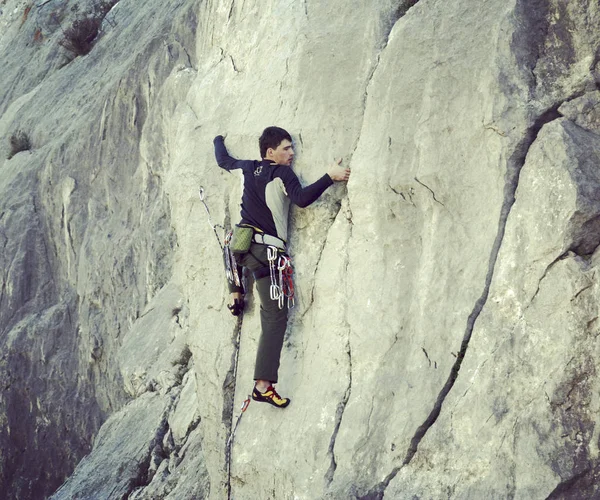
[2,0,600,499]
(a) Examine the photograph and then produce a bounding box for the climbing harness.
[267,245,295,309]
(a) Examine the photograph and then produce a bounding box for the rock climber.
[213,127,350,408]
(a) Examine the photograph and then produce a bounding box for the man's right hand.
[328,158,351,182]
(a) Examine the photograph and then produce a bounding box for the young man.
[213,127,350,408]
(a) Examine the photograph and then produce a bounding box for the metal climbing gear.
[267,246,280,301]
[278,255,295,309]
[199,185,249,499]
[199,187,244,293]
[266,245,295,309]
[223,293,247,499]
[224,230,243,289]
[198,187,225,251]
[227,395,251,451]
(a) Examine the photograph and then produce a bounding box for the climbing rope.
[199,186,251,499]
[224,312,250,500]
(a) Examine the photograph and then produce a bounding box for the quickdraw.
[223,230,242,290]
[278,255,295,309]
[226,395,251,450]
[198,187,225,251]
[267,245,295,309]
[199,187,243,292]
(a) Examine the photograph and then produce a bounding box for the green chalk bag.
[229,225,254,255]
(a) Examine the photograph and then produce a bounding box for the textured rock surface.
[2,0,600,499]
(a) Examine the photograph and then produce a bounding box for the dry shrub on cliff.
[59,15,102,56]
[8,131,31,159]
[59,1,118,57]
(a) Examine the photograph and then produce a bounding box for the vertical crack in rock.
[325,204,354,486]
[359,106,563,500]
[350,3,418,160]
[222,313,244,500]
[325,339,353,486]
[227,0,235,22]
[221,315,244,426]
[297,201,342,322]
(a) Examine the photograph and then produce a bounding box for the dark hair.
[259,126,292,158]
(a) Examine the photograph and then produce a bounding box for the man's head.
[259,126,294,166]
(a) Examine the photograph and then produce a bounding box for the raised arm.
[213,135,253,172]
[278,167,334,208]
[278,159,351,208]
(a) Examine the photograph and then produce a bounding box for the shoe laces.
[266,385,286,403]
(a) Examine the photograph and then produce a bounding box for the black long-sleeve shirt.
[214,136,333,242]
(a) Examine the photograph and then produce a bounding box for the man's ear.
[266,147,274,159]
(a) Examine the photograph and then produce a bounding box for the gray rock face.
[3,0,600,499]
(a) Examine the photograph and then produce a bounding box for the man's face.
[269,139,294,166]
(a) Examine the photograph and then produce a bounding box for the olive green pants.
[229,243,288,383]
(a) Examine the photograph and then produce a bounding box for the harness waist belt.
[253,233,286,250]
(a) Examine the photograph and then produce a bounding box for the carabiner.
[267,246,278,262]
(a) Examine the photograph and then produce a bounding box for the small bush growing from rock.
[8,131,31,159]
[59,15,102,56]
[59,1,118,57]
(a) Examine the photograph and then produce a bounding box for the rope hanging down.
[198,186,250,499]
[224,313,251,500]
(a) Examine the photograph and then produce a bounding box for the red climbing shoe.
[252,385,291,408]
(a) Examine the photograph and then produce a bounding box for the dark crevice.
[545,467,594,499]
[511,0,551,95]
[350,3,414,161]
[414,177,445,207]
[229,55,239,74]
[325,340,352,485]
[124,405,172,498]
[395,0,420,19]
[572,283,593,301]
[222,314,244,427]
[359,105,564,500]
[222,313,244,500]
[421,347,432,367]
[325,208,354,488]
[529,251,570,305]
[389,184,416,207]
[296,201,342,323]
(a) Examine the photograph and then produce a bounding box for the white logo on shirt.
[254,166,263,176]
